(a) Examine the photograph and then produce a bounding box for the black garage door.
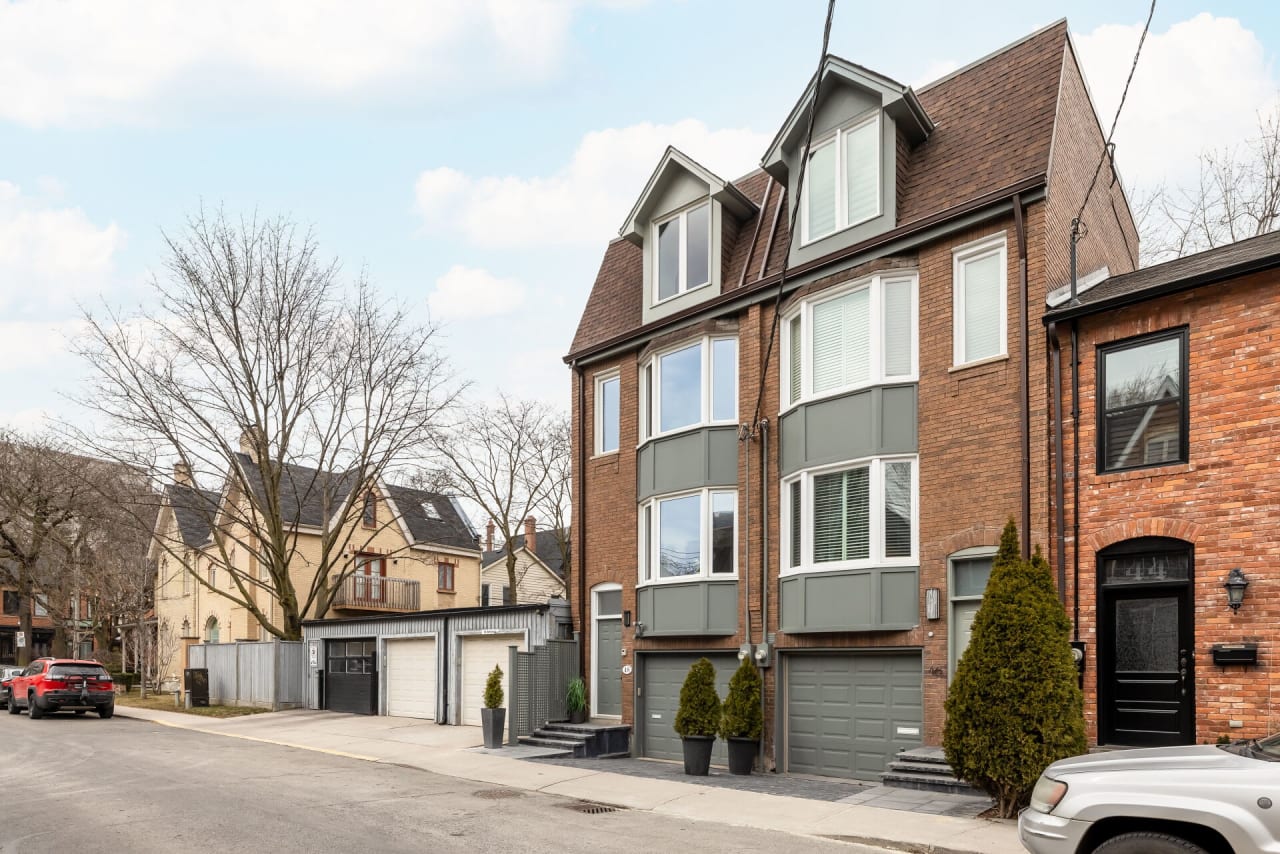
[326,639,378,715]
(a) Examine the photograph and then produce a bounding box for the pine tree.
[943,518,1085,818]
[674,657,720,738]
[483,665,504,709]
[720,657,763,740]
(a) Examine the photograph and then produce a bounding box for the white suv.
[1019,738,1280,853]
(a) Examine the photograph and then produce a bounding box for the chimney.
[486,521,495,553]
[173,461,194,488]
[524,516,536,550]
[239,426,262,463]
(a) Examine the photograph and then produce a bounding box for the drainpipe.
[1049,321,1067,604]
[759,416,771,769]
[574,363,588,677]
[440,614,450,725]
[1013,195,1030,559]
[1070,322,1081,641]
[739,422,752,649]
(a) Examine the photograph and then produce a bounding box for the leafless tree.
[74,210,461,640]
[1141,106,1280,264]
[533,414,572,604]
[429,396,559,605]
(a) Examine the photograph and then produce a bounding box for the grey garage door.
[785,653,922,781]
[639,653,738,765]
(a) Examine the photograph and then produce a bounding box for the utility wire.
[748,0,837,432]
[1075,0,1156,227]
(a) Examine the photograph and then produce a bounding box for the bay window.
[655,201,711,303]
[640,336,738,439]
[802,112,881,243]
[639,489,737,582]
[783,456,917,572]
[782,272,917,408]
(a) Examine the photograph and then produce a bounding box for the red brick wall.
[1060,268,1280,743]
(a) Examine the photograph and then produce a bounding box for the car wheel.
[27,694,43,719]
[98,705,114,720]
[1093,832,1209,854]
[6,695,18,715]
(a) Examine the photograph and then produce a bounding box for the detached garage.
[303,601,569,726]
[783,652,923,781]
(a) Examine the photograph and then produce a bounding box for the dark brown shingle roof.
[567,21,1068,361]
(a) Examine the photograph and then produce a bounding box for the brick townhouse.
[1046,231,1280,748]
[565,18,1137,780]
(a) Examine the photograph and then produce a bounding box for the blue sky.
[1,0,1276,430]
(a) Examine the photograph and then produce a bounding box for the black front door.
[1099,540,1194,746]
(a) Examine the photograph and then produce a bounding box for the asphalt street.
[0,711,889,854]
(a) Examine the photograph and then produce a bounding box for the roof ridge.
[917,18,1067,93]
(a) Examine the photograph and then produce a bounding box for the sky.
[1,0,1277,432]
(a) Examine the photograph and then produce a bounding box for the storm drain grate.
[559,800,622,815]
[472,788,524,800]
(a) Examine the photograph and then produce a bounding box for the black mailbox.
[184,667,209,707]
[1211,643,1258,666]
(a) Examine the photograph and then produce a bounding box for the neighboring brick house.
[151,439,482,682]
[1045,230,1280,748]
[480,517,568,606]
[0,585,55,663]
[565,19,1137,779]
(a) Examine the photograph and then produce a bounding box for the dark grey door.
[785,653,922,781]
[639,653,737,765]
[1099,539,1194,747]
[326,639,377,715]
[595,618,623,716]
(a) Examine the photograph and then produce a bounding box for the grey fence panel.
[533,649,550,732]
[513,651,535,738]
[188,645,206,669]
[546,638,578,722]
[185,641,305,708]
[509,637,579,738]
[276,642,307,709]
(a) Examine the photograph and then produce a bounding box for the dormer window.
[802,112,881,244]
[654,201,711,304]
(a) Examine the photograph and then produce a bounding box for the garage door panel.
[386,638,436,720]
[461,634,525,727]
[640,653,737,765]
[786,653,922,781]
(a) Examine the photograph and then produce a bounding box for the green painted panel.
[637,426,739,501]
[779,567,918,633]
[779,385,917,477]
[637,580,738,637]
[596,618,623,716]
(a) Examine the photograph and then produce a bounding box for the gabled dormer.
[620,147,758,324]
[763,56,932,266]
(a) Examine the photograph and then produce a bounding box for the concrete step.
[520,721,632,758]
[885,760,961,777]
[893,747,951,766]
[532,727,591,742]
[520,736,585,751]
[880,771,980,796]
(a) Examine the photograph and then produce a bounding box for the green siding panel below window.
[637,426,739,501]
[780,567,918,633]
[637,580,738,637]
[780,385,917,477]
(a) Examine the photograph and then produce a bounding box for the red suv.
[7,659,115,719]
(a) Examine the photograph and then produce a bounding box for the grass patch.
[114,693,271,718]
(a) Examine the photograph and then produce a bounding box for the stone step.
[880,771,980,796]
[520,736,586,751]
[532,727,591,742]
[541,722,632,735]
[893,747,951,766]
[885,760,961,777]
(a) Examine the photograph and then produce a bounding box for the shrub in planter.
[673,657,720,776]
[943,518,1086,818]
[720,657,763,775]
[566,677,588,724]
[481,665,506,749]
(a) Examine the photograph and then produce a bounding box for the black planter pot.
[681,735,715,776]
[481,707,506,749]
[727,737,758,775]
[569,708,588,724]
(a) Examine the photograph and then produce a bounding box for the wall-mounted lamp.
[925,587,941,621]
[1225,568,1249,612]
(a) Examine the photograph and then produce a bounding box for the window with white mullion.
[654,202,711,304]
[802,114,881,244]
[643,336,738,439]
[953,235,1007,367]
[640,488,737,583]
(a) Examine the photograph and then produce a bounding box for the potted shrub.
[566,677,588,724]
[673,657,720,776]
[481,664,505,749]
[720,657,763,775]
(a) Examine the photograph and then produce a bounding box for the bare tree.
[429,397,559,605]
[533,414,572,605]
[74,210,460,640]
[1141,106,1280,264]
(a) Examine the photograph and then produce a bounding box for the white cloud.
[415,119,772,248]
[0,183,123,309]
[0,319,87,371]
[428,265,526,320]
[1074,14,1277,188]
[0,0,627,127]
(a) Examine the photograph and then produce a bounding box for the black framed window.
[2,591,18,616]
[1098,328,1188,473]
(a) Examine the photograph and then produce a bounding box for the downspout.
[1070,322,1081,641]
[574,363,588,677]
[739,423,752,648]
[440,614,450,724]
[1049,321,1067,604]
[1013,194,1030,559]
[759,416,771,769]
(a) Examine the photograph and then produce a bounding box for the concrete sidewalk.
[115,706,1022,854]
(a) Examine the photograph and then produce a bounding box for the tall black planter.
[727,737,757,775]
[481,707,506,749]
[681,735,715,776]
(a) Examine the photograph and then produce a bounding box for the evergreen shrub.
[673,657,719,738]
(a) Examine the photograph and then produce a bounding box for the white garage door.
[460,634,525,726]
[386,637,437,720]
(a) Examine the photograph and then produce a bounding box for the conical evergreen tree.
[943,518,1085,817]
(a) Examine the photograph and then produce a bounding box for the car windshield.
[48,665,110,679]
[1253,733,1280,759]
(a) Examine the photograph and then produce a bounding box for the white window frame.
[800,111,883,245]
[948,547,996,679]
[952,233,1008,368]
[652,199,712,305]
[780,272,918,413]
[781,455,918,576]
[639,336,738,441]
[638,487,738,585]
[594,369,621,455]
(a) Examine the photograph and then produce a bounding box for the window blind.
[807,142,837,240]
[789,480,801,568]
[813,467,869,563]
[812,289,869,393]
[788,315,801,404]
[845,119,879,224]
[962,252,1002,361]
[882,278,912,378]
